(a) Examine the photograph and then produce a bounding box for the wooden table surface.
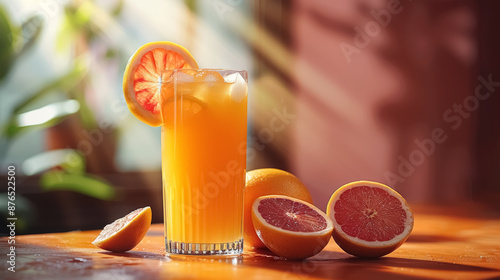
[2,206,500,280]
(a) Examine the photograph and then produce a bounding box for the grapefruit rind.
[92,206,152,252]
[326,181,414,258]
[252,195,333,260]
[123,41,198,127]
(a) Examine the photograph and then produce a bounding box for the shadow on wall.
[285,0,499,209]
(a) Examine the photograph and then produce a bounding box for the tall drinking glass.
[161,69,247,256]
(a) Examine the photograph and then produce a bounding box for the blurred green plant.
[2,60,87,139]
[39,150,115,200]
[0,1,125,203]
[22,149,115,200]
[0,5,42,81]
[0,192,34,234]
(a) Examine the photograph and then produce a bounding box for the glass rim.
[170,68,247,73]
[166,69,248,82]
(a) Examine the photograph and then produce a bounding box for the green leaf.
[0,193,34,233]
[111,0,124,17]
[1,60,87,139]
[73,1,93,29]
[17,14,44,58]
[3,113,64,138]
[74,86,97,128]
[105,48,118,58]
[12,60,87,115]
[40,171,116,200]
[56,14,76,52]
[3,99,81,138]
[0,4,20,80]
[60,150,86,174]
[22,149,85,175]
[184,0,198,13]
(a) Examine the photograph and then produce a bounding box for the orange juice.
[161,69,247,255]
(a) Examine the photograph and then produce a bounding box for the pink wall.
[290,0,477,210]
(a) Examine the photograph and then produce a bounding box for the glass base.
[165,238,243,256]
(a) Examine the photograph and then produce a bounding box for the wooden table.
[2,206,500,280]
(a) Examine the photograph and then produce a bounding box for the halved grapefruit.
[123,42,198,126]
[252,195,333,259]
[326,181,414,258]
[92,206,152,252]
[244,169,314,249]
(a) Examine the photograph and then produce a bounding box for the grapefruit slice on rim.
[123,41,198,127]
[251,195,333,260]
[326,181,414,258]
[92,206,152,252]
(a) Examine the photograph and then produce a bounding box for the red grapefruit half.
[326,181,414,258]
[252,195,333,259]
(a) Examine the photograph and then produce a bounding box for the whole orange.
[244,168,313,248]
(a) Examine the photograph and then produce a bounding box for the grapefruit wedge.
[326,181,414,258]
[123,42,198,126]
[252,195,333,259]
[92,206,152,252]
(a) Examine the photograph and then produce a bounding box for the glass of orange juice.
[161,69,247,256]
